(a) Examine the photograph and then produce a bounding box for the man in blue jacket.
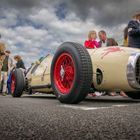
[128,11,140,48]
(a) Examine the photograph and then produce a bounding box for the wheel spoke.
[54,53,75,94]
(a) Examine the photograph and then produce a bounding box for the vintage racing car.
[10,42,140,104]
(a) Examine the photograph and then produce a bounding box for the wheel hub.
[60,65,65,80]
[54,53,75,94]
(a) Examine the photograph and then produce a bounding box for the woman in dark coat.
[14,55,26,70]
[128,11,140,48]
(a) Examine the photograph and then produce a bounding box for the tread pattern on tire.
[72,42,93,103]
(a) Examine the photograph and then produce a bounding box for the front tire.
[51,42,93,104]
[11,69,25,97]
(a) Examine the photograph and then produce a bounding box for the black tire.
[126,91,140,99]
[11,69,25,97]
[51,42,93,104]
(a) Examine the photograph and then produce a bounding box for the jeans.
[7,73,12,94]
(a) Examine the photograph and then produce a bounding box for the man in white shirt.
[98,30,118,47]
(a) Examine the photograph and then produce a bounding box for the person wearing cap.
[0,34,6,93]
[128,11,140,48]
[0,42,6,70]
[0,50,13,95]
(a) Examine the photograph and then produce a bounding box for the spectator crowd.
[0,42,25,96]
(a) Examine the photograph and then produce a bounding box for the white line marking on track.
[59,104,140,111]
[113,105,129,107]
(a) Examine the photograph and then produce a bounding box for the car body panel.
[27,55,53,92]
[88,47,140,91]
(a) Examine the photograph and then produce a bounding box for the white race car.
[10,42,140,104]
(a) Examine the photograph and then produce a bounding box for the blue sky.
[0,0,139,67]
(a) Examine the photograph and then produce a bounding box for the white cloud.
[0,1,131,68]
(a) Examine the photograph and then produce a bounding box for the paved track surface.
[0,94,140,140]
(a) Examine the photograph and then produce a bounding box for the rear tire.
[126,92,140,99]
[11,69,25,97]
[51,42,93,104]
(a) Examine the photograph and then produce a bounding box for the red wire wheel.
[51,42,93,104]
[54,53,75,94]
[11,74,16,94]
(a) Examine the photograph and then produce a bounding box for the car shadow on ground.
[22,94,56,100]
[21,94,140,103]
[86,96,140,103]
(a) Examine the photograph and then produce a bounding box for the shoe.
[100,92,106,96]
[120,91,128,97]
[88,93,96,97]
[108,92,117,96]
[2,93,7,96]
[102,92,108,96]
[95,92,103,96]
